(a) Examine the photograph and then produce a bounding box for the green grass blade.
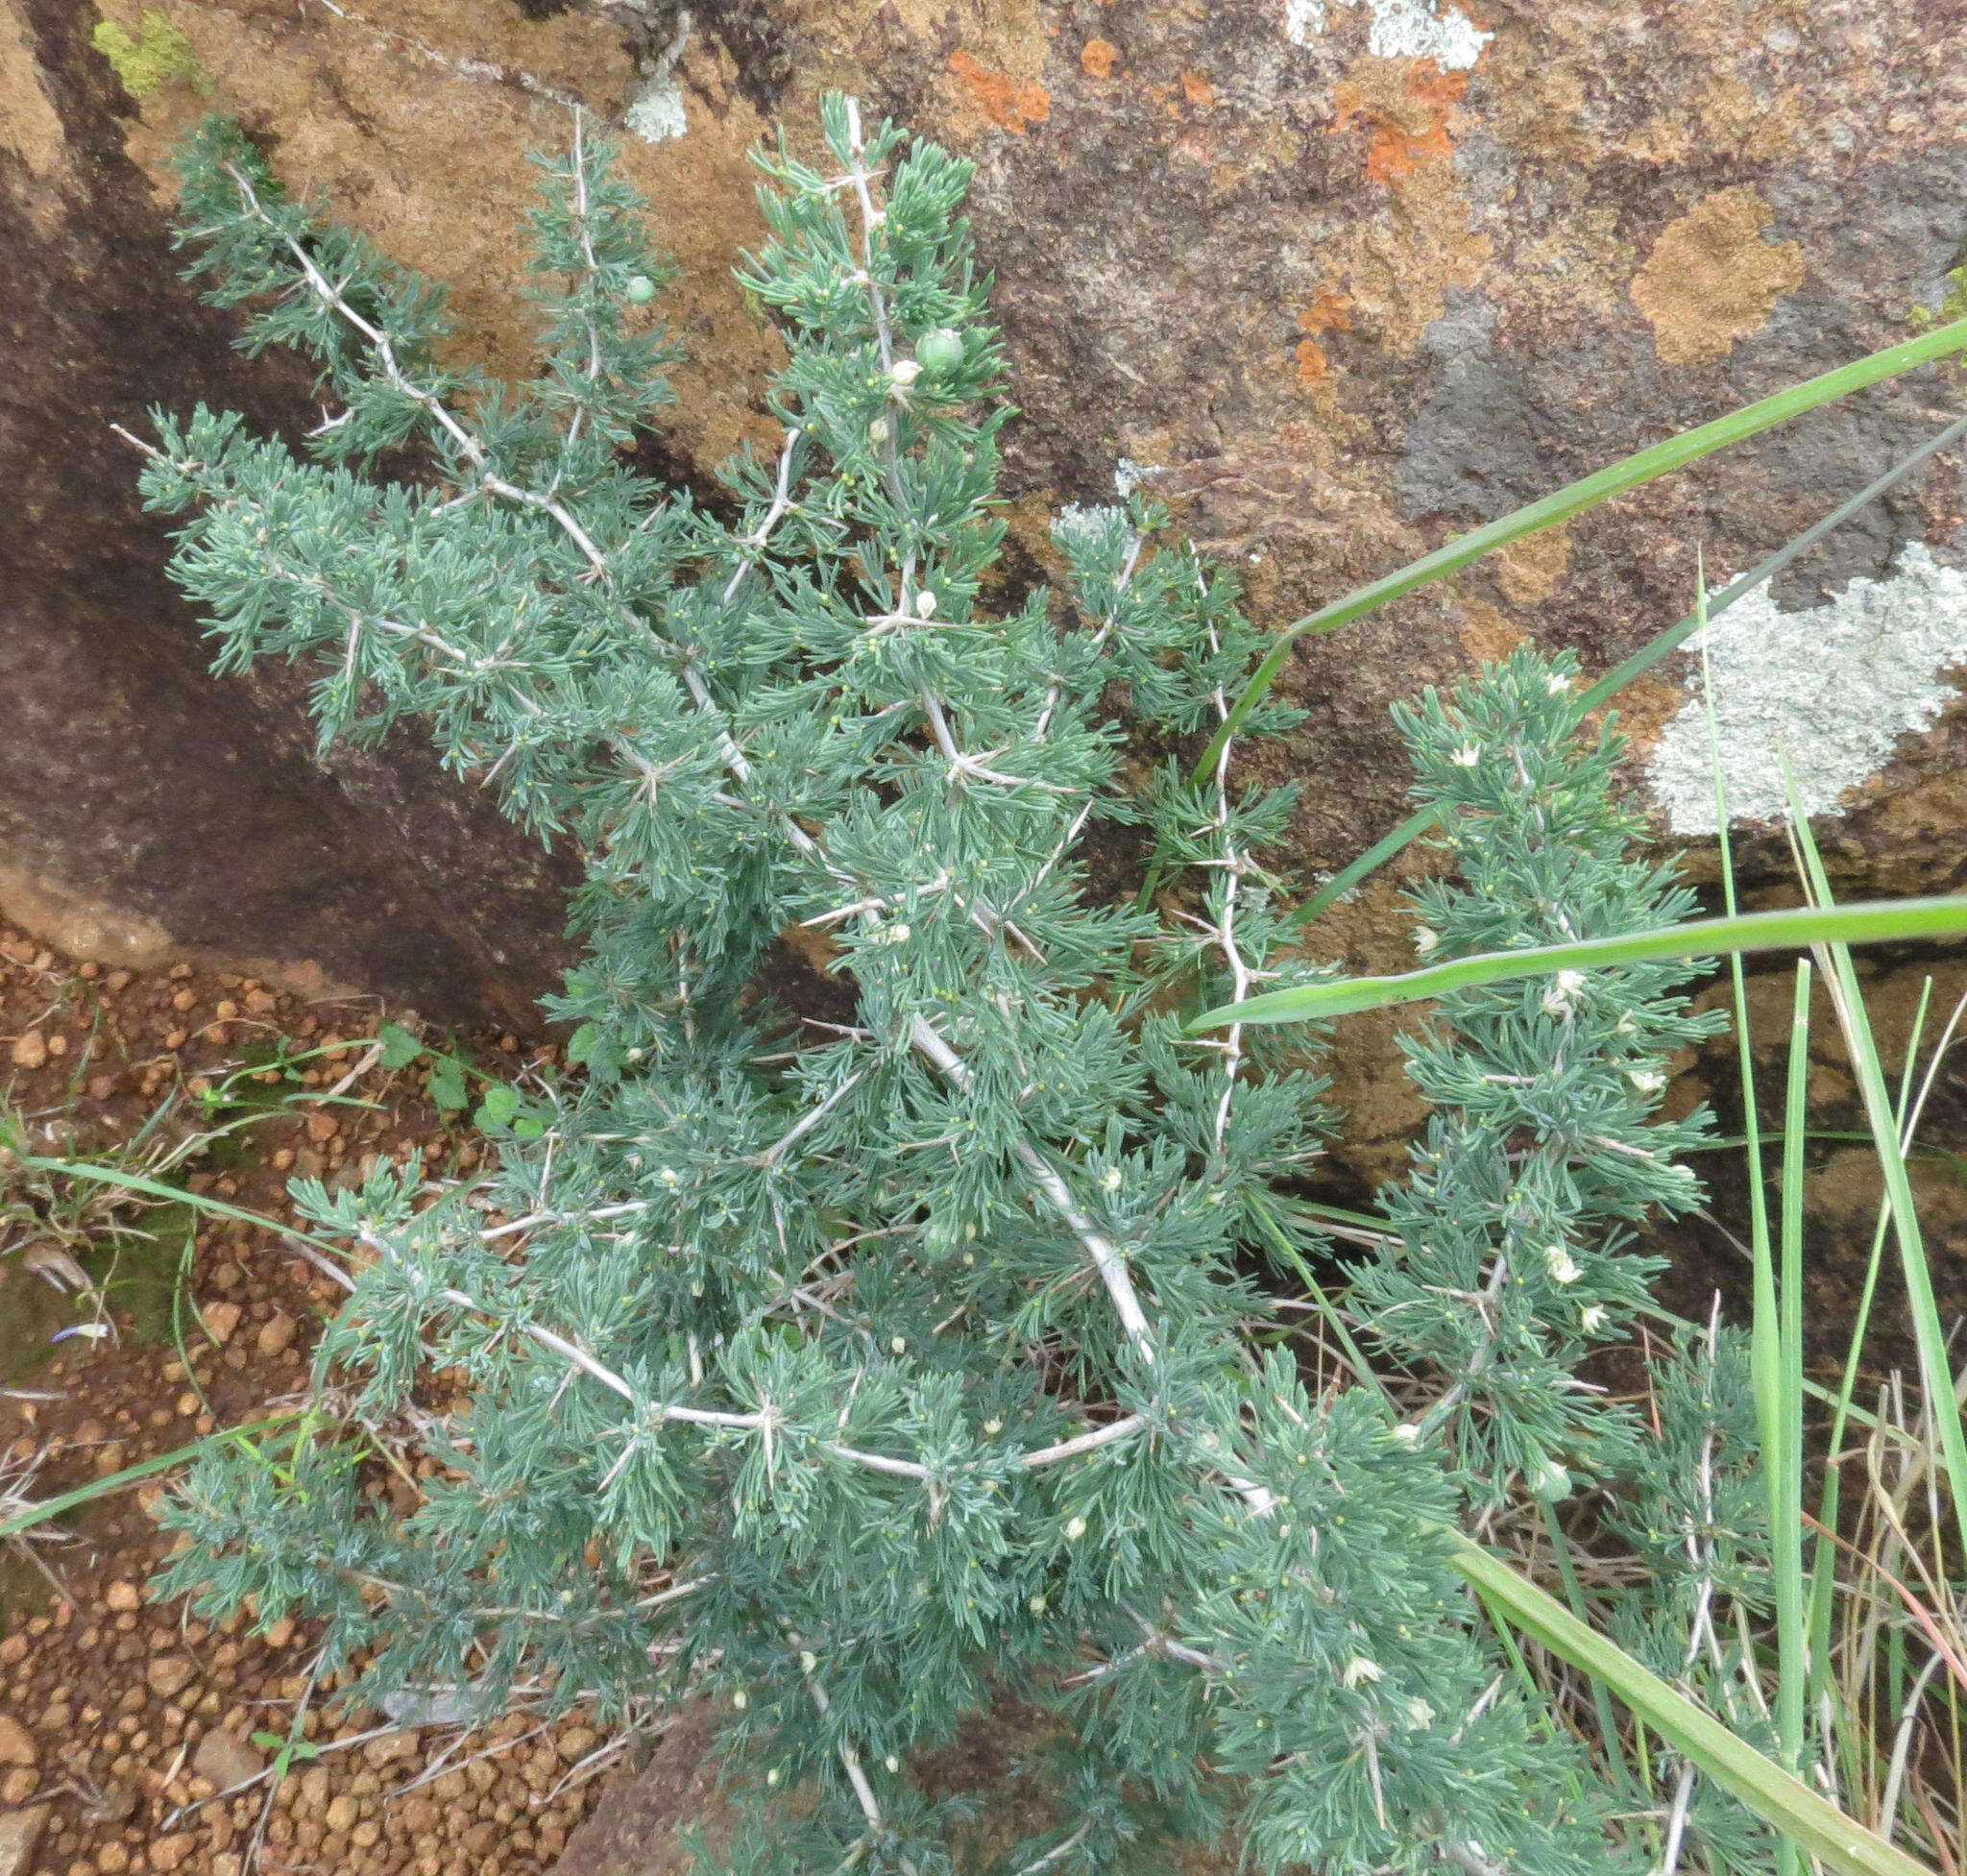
[1781,784,1967,1569]
[1451,1534,1938,1876]
[0,1412,304,1543]
[1778,962,1812,1787]
[1251,408,1967,931]
[1279,804,1441,934]
[1190,896,1967,1029]
[24,1153,351,1260]
[1191,327,1967,785]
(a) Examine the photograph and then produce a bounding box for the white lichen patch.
[1284,0,1491,69]
[1113,458,1164,499]
[1284,0,1325,46]
[1644,542,1967,834]
[624,73,688,142]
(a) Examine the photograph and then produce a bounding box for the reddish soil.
[0,926,615,1876]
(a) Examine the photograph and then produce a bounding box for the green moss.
[91,12,213,99]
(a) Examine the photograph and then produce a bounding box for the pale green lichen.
[91,12,213,100]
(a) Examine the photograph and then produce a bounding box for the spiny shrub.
[140,97,1763,1876]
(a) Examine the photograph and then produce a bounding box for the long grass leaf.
[1452,1534,1937,1876]
[1192,897,1967,1029]
[1781,787,1967,1570]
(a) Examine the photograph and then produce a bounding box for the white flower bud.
[1546,672,1571,696]
[885,1754,900,1773]
[1543,1244,1582,1284]
[868,417,889,443]
[983,1418,1003,1435]
[1405,1696,1436,1730]
[890,1335,908,1355]
[1065,1516,1086,1540]
[886,922,911,944]
[732,1688,748,1710]
[1099,1166,1122,1192]
[658,1166,681,1187]
[800,1650,817,1673]
[1390,1422,1421,1446]
[1448,743,1481,767]
[889,358,922,387]
[1413,926,1440,957]
[1531,1459,1571,1501]
[1341,1656,1382,1688]
[915,589,937,618]
[1029,1593,1047,1616]
[1581,1303,1608,1334]
[766,1766,781,1787]
[1628,1067,1665,1093]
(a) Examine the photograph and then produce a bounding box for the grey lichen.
[1643,541,1967,834]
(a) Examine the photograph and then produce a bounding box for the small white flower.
[624,1045,644,1061]
[868,417,890,443]
[890,1335,908,1355]
[765,1766,781,1787]
[732,1689,748,1710]
[1546,672,1571,696]
[657,1166,681,1187]
[885,1754,901,1773]
[961,1251,976,1266]
[1580,1303,1608,1334]
[887,922,911,944]
[1543,1244,1582,1284]
[915,589,937,618]
[1628,1067,1666,1093]
[1448,743,1481,767]
[1065,1516,1087,1541]
[1390,1423,1421,1446]
[1541,968,1587,1016]
[983,1417,1003,1435]
[1616,1012,1639,1035]
[888,358,922,387]
[799,1650,817,1674]
[1099,1166,1123,1192]
[1413,926,1440,957]
[1029,1593,1048,1616]
[1404,1696,1436,1731]
[1341,1656,1382,1689]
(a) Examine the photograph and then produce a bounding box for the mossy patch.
[91,12,212,100]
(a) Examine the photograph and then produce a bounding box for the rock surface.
[5,0,1967,1041]
[0,1805,49,1876]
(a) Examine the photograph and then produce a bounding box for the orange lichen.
[1080,37,1116,78]
[1180,69,1215,107]
[1334,64,1467,188]
[948,50,1050,133]
[1295,338,1329,380]
[1298,289,1354,337]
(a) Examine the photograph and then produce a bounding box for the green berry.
[915,328,964,375]
[623,275,658,305]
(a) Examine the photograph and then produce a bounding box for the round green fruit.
[623,275,658,305]
[914,328,964,375]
